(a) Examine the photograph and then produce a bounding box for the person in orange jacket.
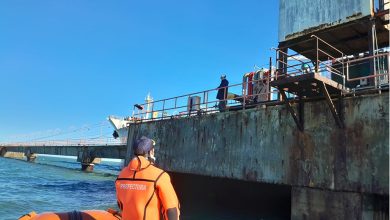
[115,136,180,220]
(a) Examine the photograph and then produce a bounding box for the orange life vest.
[116,156,180,220]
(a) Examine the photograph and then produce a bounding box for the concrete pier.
[0,145,126,171]
[125,92,389,219]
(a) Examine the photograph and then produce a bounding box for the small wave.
[34,180,115,192]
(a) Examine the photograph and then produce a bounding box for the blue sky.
[0,1,279,142]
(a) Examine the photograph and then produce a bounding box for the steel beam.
[319,82,344,128]
[279,89,304,131]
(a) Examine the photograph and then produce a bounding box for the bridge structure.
[0,137,127,171]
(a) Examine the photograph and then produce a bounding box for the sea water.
[0,156,121,220]
[0,156,290,220]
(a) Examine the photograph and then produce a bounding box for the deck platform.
[270,72,347,97]
[270,73,346,130]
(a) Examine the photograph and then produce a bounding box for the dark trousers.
[218,100,227,112]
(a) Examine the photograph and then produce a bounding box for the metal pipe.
[347,73,389,82]
[345,53,389,64]
[345,53,390,83]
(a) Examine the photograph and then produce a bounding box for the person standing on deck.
[115,136,180,220]
[216,74,229,112]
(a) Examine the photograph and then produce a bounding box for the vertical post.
[277,43,288,101]
[388,53,390,84]
[0,147,7,157]
[368,19,377,87]
[345,62,349,89]
[278,44,288,79]
[341,52,345,77]
[204,91,208,113]
[25,148,36,162]
[224,86,227,111]
[151,101,154,121]
[243,81,246,110]
[370,0,375,16]
[268,56,272,101]
[188,95,191,116]
[162,100,165,120]
[275,49,279,80]
[316,37,319,74]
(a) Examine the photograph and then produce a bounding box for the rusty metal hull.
[127,92,389,196]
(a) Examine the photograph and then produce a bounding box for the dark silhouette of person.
[216,74,229,112]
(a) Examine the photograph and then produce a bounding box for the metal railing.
[274,35,347,87]
[273,35,390,89]
[130,74,279,122]
[129,38,389,123]
[346,52,390,88]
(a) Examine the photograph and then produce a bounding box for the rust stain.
[346,12,363,20]
[289,130,317,186]
[330,128,348,189]
[285,12,363,40]
[378,103,387,118]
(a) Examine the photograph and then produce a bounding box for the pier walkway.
[0,139,127,171]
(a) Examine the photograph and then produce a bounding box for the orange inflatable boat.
[19,209,121,220]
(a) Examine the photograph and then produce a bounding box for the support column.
[81,162,94,172]
[277,43,288,101]
[0,147,7,157]
[277,43,288,79]
[25,148,36,162]
[77,147,99,172]
[368,18,377,87]
[279,89,304,131]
